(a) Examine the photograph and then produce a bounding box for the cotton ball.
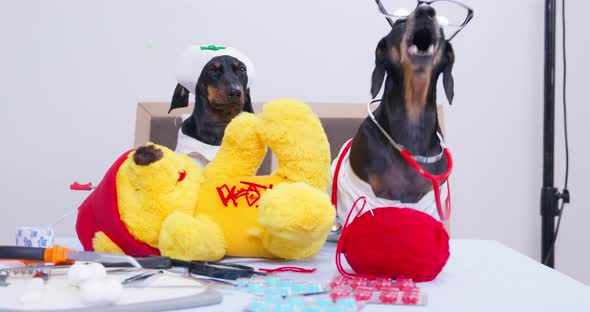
[102,279,124,303]
[67,263,88,286]
[67,262,106,286]
[19,278,45,304]
[80,279,108,306]
[80,278,122,306]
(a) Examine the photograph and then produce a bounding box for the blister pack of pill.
[242,275,426,311]
[244,296,359,312]
[237,276,326,297]
[328,275,427,306]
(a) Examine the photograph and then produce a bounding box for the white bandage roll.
[15,227,54,248]
[175,44,256,94]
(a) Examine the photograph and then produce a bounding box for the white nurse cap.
[175,44,256,94]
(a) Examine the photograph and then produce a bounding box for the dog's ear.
[243,88,254,113]
[371,37,387,99]
[169,84,190,113]
[442,42,455,105]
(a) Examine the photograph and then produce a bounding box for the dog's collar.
[367,98,446,164]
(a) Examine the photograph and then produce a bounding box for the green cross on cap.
[200,45,226,51]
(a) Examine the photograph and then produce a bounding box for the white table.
[54,238,590,311]
[177,239,590,312]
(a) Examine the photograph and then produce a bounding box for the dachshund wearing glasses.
[331,4,456,226]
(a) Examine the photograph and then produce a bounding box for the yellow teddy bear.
[76,99,335,260]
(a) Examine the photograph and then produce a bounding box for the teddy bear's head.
[115,143,204,247]
[123,144,201,191]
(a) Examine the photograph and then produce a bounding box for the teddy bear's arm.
[257,99,331,191]
[92,231,124,254]
[204,113,267,180]
[159,211,226,261]
[258,182,335,259]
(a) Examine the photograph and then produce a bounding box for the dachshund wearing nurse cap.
[169,45,256,167]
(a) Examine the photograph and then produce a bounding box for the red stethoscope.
[367,98,453,221]
[331,99,453,222]
[400,147,453,221]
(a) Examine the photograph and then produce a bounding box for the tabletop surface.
[177,239,590,312]
[53,238,590,311]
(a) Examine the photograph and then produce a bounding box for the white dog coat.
[174,114,220,168]
[330,139,448,225]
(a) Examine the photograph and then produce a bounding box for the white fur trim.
[175,44,256,94]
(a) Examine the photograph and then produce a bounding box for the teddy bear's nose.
[134,145,164,166]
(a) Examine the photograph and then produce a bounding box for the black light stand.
[541,0,558,269]
[541,0,569,268]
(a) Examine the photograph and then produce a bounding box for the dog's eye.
[239,66,246,73]
[209,64,222,73]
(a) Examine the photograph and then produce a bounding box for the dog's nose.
[227,86,242,99]
[415,4,436,18]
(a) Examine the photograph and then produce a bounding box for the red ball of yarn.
[339,207,450,282]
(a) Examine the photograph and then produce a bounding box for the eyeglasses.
[375,0,474,41]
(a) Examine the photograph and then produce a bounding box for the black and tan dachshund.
[349,5,455,203]
[169,55,253,145]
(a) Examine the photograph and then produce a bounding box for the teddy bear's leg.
[92,231,124,254]
[159,211,227,261]
[263,233,327,260]
[257,99,331,191]
[258,182,336,259]
[204,113,267,180]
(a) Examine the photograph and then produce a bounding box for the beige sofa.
[134,102,444,174]
[134,102,371,174]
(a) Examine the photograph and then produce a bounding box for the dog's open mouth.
[406,26,439,67]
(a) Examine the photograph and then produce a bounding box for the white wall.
[1,0,588,285]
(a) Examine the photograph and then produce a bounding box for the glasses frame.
[374,0,474,41]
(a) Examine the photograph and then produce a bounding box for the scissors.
[90,256,267,280]
[171,259,267,280]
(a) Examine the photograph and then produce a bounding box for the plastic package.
[328,276,427,306]
[239,276,327,298]
[242,275,426,311]
[244,295,360,312]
